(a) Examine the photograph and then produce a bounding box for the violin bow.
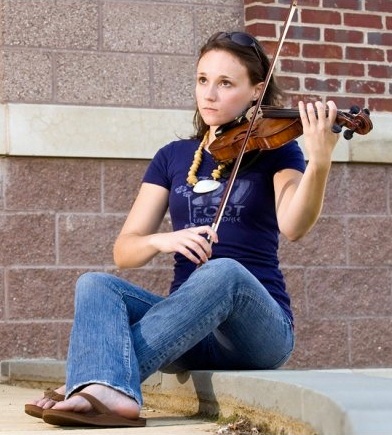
[209,0,298,239]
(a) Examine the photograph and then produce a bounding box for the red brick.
[346,79,385,95]
[244,0,274,4]
[303,44,343,59]
[280,59,320,75]
[294,0,320,6]
[346,46,384,62]
[325,62,365,77]
[368,32,392,46]
[278,75,300,91]
[289,94,323,107]
[290,0,322,8]
[305,77,341,93]
[326,96,366,112]
[365,0,392,13]
[368,64,392,79]
[261,41,300,59]
[368,98,392,112]
[324,0,360,9]
[301,10,341,25]
[324,29,364,44]
[246,23,276,39]
[246,5,292,22]
[279,42,300,57]
[344,13,383,29]
[286,25,320,41]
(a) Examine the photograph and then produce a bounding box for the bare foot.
[27,385,66,410]
[51,384,140,420]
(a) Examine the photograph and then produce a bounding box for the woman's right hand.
[114,183,219,268]
[149,226,218,265]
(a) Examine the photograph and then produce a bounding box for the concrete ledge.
[1,103,391,163]
[1,358,66,385]
[2,359,392,435]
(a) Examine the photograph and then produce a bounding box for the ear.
[253,82,265,101]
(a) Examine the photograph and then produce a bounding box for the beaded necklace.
[186,132,229,193]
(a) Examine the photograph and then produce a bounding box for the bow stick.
[209,0,298,239]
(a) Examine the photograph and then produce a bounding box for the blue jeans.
[66,258,294,406]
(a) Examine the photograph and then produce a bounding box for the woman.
[26,31,339,427]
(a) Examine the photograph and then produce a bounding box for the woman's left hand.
[298,100,340,168]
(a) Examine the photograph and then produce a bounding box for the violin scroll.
[335,106,372,140]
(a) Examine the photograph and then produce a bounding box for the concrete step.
[2,359,392,435]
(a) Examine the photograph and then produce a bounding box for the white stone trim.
[0,103,390,163]
[0,104,194,159]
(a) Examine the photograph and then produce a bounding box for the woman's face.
[196,49,262,136]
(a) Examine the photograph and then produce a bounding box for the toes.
[42,399,57,410]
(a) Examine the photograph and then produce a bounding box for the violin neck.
[261,106,336,119]
[261,107,300,119]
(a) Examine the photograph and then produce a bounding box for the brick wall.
[245,0,392,112]
[0,0,391,369]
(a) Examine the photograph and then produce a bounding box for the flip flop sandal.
[42,392,147,427]
[25,388,65,419]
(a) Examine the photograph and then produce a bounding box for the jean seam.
[234,283,291,326]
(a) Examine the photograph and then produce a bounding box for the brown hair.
[192,32,284,140]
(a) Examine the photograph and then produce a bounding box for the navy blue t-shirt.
[143,138,306,322]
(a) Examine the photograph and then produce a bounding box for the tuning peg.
[332,124,342,133]
[349,105,360,114]
[344,129,354,140]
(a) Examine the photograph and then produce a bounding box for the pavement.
[1,359,392,435]
[0,384,218,435]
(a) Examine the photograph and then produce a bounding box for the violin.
[209,105,373,163]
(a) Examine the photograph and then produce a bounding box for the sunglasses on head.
[214,32,264,65]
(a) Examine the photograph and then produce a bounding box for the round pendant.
[193,179,221,194]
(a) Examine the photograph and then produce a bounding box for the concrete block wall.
[0,0,391,369]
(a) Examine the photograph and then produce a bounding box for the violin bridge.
[245,106,264,122]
